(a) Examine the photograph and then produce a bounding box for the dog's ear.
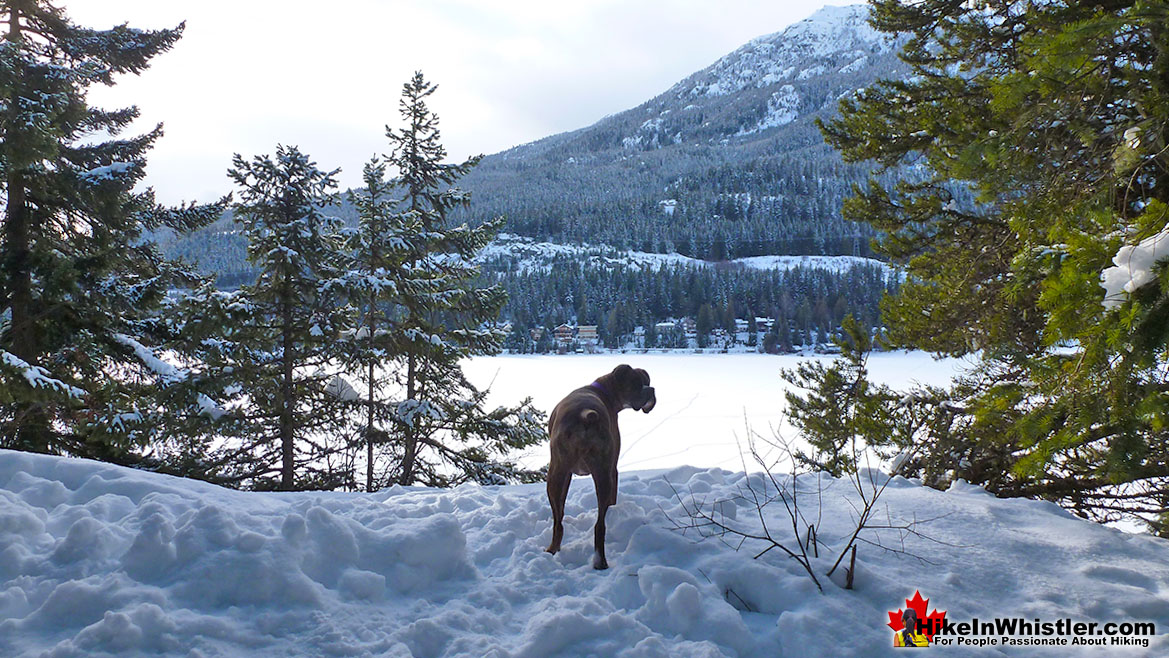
[613,364,633,379]
[635,368,650,386]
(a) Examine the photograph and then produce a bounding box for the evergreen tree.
[337,157,415,491]
[778,314,793,353]
[762,331,779,355]
[503,326,526,353]
[536,328,553,354]
[696,303,714,348]
[204,145,350,490]
[820,0,1169,528]
[783,316,901,476]
[605,307,621,349]
[0,2,222,459]
[721,299,738,347]
[381,72,544,487]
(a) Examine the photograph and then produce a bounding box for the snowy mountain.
[676,4,888,98]
[490,4,895,159]
[163,5,907,339]
[630,3,893,143]
[456,3,907,260]
[3,446,1167,656]
[169,4,905,283]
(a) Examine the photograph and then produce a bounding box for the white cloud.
[64,0,858,203]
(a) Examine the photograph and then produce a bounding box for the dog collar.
[589,381,611,398]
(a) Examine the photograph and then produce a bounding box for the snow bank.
[3,447,1169,656]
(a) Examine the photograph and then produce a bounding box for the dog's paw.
[592,553,609,570]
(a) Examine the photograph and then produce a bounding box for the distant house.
[553,323,574,345]
[681,317,697,336]
[578,325,598,353]
[755,317,774,332]
[529,327,544,341]
[734,318,750,332]
[655,321,675,332]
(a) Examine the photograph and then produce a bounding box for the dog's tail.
[580,409,600,424]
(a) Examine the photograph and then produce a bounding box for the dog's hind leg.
[609,462,619,506]
[545,462,571,554]
[590,466,614,570]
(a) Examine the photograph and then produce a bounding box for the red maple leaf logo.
[887,590,947,642]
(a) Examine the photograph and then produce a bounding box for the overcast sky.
[67,1,859,204]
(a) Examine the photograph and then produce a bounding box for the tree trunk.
[365,315,376,492]
[3,172,50,453]
[398,352,417,485]
[5,176,33,361]
[397,183,422,486]
[3,7,50,452]
[280,274,295,490]
[365,250,379,491]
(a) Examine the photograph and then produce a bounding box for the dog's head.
[606,364,656,414]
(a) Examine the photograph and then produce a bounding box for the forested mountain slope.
[454,4,908,259]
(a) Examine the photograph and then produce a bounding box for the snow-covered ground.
[476,234,887,275]
[4,449,1169,656]
[463,352,968,472]
[4,352,1169,657]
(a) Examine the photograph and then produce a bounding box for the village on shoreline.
[502,316,851,355]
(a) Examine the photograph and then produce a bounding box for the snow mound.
[3,449,1169,656]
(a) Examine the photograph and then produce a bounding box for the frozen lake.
[463,352,971,473]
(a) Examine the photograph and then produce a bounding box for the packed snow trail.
[1,449,1168,656]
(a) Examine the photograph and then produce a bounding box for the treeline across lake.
[170,223,902,354]
[486,260,897,352]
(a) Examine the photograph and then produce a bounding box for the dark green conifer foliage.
[818,0,1169,529]
[644,321,658,349]
[378,72,544,487]
[0,1,223,459]
[784,316,900,476]
[209,145,351,490]
[338,156,427,491]
[347,158,405,491]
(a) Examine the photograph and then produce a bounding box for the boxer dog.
[545,364,656,569]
